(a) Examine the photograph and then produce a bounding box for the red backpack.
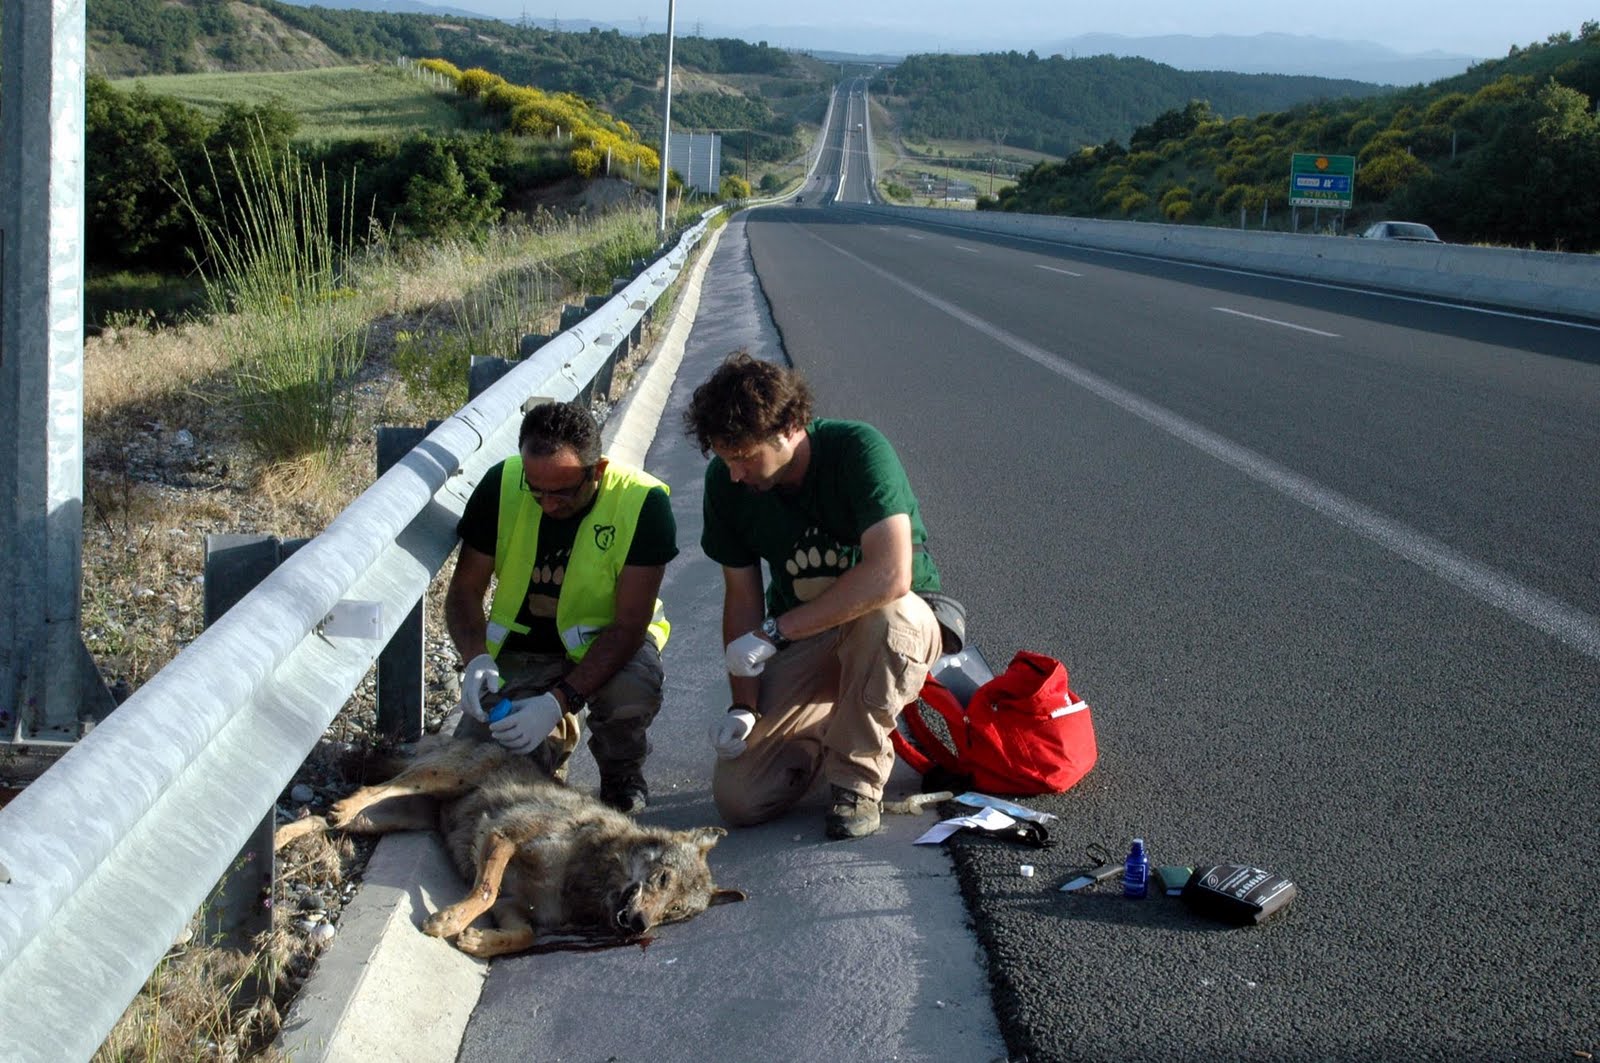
[892,650,1098,797]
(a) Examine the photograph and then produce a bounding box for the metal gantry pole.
[0,0,112,741]
[656,0,677,235]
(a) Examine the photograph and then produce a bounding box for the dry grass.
[82,199,679,1060]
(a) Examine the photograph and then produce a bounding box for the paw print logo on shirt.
[527,547,569,618]
[785,526,854,603]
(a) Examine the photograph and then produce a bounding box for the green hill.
[989,26,1600,252]
[112,64,482,142]
[88,0,826,145]
[876,51,1391,157]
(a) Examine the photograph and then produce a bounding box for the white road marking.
[807,230,1600,663]
[1214,306,1340,337]
[1036,265,1083,277]
[955,245,980,254]
[904,233,926,240]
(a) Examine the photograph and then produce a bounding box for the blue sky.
[467,1,1594,58]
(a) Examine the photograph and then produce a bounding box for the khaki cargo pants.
[712,592,941,827]
[455,643,664,789]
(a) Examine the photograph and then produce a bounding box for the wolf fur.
[282,738,743,958]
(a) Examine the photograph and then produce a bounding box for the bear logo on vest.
[593,524,617,551]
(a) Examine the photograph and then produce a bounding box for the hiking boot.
[600,778,648,815]
[824,785,881,840]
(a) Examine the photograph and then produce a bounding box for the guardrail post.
[201,533,307,950]
[373,426,435,742]
[517,333,551,361]
[469,355,513,400]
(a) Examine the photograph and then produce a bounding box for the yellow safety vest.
[485,458,671,661]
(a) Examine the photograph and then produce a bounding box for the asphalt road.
[741,205,1600,1060]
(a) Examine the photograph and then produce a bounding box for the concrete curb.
[274,222,727,1063]
[603,221,728,468]
[275,834,485,1062]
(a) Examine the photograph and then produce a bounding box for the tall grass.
[386,209,661,416]
[184,139,370,463]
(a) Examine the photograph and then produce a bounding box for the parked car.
[1361,221,1442,243]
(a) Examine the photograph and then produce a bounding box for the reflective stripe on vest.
[485,458,670,661]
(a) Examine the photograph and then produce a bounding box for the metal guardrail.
[0,210,719,1061]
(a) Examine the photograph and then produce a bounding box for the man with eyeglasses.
[446,400,676,813]
[683,352,955,840]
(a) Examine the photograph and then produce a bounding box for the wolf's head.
[613,826,744,935]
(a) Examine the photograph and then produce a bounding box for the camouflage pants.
[456,642,664,788]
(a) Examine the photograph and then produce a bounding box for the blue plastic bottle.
[1123,838,1149,899]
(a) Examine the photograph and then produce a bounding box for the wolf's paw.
[454,927,535,958]
[327,796,363,830]
[422,909,460,939]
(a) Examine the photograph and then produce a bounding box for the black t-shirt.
[456,460,677,653]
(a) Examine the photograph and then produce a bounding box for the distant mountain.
[275,0,492,18]
[1046,33,1479,86]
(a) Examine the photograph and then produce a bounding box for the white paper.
[913,806,1017,845]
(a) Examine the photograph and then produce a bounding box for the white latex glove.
[709,707,758,760]
[457,653,502,722]
[488,691,564,755]
[724,631,778,677]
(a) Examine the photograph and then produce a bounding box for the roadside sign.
[1289,153,1355,209]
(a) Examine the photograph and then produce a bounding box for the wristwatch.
[760,616,791,650]
[554,678,587,712]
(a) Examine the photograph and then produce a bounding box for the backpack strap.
[892,678,966,775]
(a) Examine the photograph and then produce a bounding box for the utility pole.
[657,0,676,235]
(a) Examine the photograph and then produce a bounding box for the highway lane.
[742,206,1600,1059]
[796,79,874,208]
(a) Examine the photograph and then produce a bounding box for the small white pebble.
[310,923,336,945]
[1019,865,1035,878]
[935,1000,946,1009]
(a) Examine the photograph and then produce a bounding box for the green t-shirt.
[457,460,678,654]
[700,418,941,617]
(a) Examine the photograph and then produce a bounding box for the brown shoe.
[824,785,881,840]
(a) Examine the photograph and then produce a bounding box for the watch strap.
[761,616,791,650]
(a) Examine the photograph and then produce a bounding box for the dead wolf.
[277,738,744,958]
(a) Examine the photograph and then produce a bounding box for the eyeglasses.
[521,465,595,501]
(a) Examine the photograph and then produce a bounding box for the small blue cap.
[486,697,516,723]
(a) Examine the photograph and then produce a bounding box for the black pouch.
[919,591,967,655]
[1183,863,1297,925]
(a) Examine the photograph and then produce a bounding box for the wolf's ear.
[710,887,747,906]
[688,826,727,853]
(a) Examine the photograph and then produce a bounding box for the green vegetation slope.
[876,51,1390,156]
[990,25,1600,251]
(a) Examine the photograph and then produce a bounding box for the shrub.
[1359,151,1430,199]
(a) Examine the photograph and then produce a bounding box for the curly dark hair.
[519,401,601,464]
[682,350,814,455]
